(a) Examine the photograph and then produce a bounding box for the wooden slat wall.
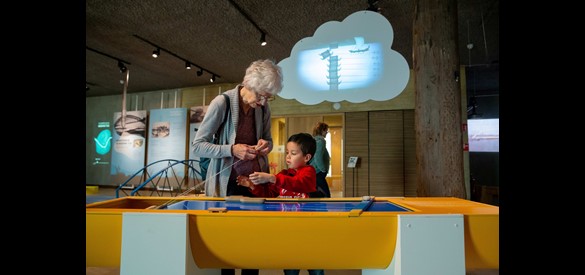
[268,118,287,173]
[344,110,416,198]
[344,112,369,197]
[403,110,417,196]
[369,111,404,196]
[287,116,323,137]
[327,125,343,189]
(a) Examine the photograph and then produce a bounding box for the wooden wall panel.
[344,110,416,198]
[403,110,417,196]
[327,125,343,191]
[268,118,287,173]
[287,116,323,137]
[344,112,369,197]
[369,111,404,196]
[323,115,344,193]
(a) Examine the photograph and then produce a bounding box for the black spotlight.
[118,61,127,73]
[260,32,267,46]
[366,0,381,12]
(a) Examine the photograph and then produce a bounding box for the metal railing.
[115,159,204,198]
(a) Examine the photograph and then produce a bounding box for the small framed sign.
[347,156,359,168]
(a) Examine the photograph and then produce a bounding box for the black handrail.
[115,159,203,198]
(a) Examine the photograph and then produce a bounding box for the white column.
[120,212,220,275]
[363,214,465,275]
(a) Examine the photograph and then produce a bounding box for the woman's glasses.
[257,93,275,102]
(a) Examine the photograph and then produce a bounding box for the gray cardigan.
[191,85,272,197]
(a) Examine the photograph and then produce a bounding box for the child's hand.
[236,175,253,188]
[249,172,275,184]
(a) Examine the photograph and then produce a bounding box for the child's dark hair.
[287,133,316,161]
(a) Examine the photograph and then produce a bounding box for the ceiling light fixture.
[118,61,127,73]
[86,46,132,74]
[228,0,268,47]
[260,32,267,46]
[133,34,221,81]
[152,48,160,58]
[366,0,381,13]
[210,75,216,83]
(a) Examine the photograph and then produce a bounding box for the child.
[238,132,324,275]
[237,132,316,198]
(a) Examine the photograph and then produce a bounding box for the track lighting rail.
[133,34,220,82]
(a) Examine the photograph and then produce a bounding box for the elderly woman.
[192,59,283,199]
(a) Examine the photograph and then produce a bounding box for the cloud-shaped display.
[278,11,410,105]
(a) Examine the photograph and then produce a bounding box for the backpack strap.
[219,94,230,129]
[214,94,230,141]
[199,94,231,181]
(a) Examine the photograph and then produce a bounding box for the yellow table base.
[87,197,498,272]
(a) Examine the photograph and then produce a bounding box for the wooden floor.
[86,186,499,275]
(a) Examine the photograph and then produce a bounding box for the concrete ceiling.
[85,0,499,97]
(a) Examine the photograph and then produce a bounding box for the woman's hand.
[249,172,275,184]
[255,139,272,155]
[232,144,258,160]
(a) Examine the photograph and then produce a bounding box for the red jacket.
[249,165,316,198]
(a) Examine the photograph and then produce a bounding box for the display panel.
[93,121,112,165]
[468,119,499,152]
[278,11,410,105]
[146,108,188,178]
[110,110,147,176]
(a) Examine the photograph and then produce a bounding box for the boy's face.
[285,141,311,170]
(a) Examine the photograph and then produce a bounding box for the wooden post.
[413,0,465,198]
